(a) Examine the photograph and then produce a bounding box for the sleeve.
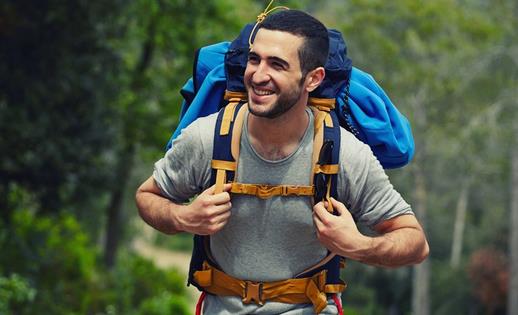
[337,130,413,228]
[153,117,213,203]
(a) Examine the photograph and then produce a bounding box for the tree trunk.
[508,126,518,315]
[103,17,156,268]
[103,142,136,267]
[450,179,469,268]
[411,163,430,315]
[410,87,430,315]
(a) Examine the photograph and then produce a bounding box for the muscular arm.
[135,176,232,235]
[313,198,429,267]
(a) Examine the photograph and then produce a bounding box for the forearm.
[135,177,184,235]
[136,176,233,236]
[344,225,429,268]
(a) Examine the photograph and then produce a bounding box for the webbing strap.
[214,169,227,194]
[308,97,336,111]
[193,261,346,314]
[325,176,333,213]
[211,160,237,171]
[212,104,246,194]
[224,90,247,101]
[220,102,239,136]
[212,160,235,194]
[311,108,326,169]
[231,105,247,162]
[311,106,337,214]
[313,164,339,175]
[231,183,314,199]
[324,113,333,127]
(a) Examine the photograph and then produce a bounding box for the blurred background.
[1,0,517,314]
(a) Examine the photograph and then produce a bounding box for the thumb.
[330,197,347,215]
[222,183,233,192]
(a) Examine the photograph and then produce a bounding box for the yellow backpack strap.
[212,160,236,194]
[310,106,340,213]
[212,103,247,194]
[224,90,247,102]
[231,104,247,162]
[193,261,345,314]
[230,183,314,199]
[219,102,239,136]
[308,97,335,111]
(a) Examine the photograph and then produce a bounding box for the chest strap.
[230,183,314,199]
[193,261,346,314]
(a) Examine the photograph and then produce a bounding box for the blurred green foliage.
[0,208,190,315]
[0,274,36,314]
[0,0,517,314]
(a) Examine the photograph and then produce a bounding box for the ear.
[304,67,325,93]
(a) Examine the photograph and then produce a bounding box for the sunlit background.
[1,0,517,314]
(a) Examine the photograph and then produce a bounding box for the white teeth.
[254,88,274,96]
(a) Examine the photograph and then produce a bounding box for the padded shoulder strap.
[211,102,247,193]
[311,106,341,213]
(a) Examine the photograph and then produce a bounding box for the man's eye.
[248,56,259,63]
[272,62,284,70]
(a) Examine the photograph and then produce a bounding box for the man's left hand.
[313,197,369,256]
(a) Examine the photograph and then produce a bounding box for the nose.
[250,63,270,85]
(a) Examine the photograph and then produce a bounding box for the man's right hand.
[174,183,233,235]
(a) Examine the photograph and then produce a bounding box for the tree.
[102,0,260,267]
[0,0,125,221]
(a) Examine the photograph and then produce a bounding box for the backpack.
[168,24,413,313]
[167,25,414,169]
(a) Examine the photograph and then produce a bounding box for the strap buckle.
[256,185,277,199]
[242,281,264,305]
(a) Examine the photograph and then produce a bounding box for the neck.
[247,100,309,160]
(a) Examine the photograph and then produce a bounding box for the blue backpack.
[169,24,414,312]
[167,25,414,169]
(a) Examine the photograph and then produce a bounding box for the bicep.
[137,176,163,196]
[373,214,423,234]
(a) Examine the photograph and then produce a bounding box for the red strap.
[195,292,206,315]
[332,294,344,315]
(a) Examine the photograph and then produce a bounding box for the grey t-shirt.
[153,108,412,314]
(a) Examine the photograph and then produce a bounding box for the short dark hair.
[258,10,329,77]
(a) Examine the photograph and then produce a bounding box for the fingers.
[212,209,231,225]
[210,191,231,206]
[330,197,346,215]
[210,201,232,216]
[203,183,232,195]
[313,211,324,230]
[313,201,331,224]
[203,206,232,235]
[201,184,232,206]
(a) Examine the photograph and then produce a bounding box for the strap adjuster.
[256,185,277,199]
[242,281,264,305]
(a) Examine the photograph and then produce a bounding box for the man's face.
[244,29,306,119]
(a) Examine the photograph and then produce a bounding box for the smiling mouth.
[253,87,275,96]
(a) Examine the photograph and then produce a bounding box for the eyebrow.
[249,51,290,69]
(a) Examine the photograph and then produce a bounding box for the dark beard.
[248,83,303,119]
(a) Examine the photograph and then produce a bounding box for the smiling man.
[136,10,429,315]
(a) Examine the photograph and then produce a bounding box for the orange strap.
[212,104,247,194]
[193,261,346,314]
[220,102,239,136]
[231,183,314,199]
[212,160,236,194]
[224,90,247,101]
[314,164,339,175]
[308,97,335,111]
